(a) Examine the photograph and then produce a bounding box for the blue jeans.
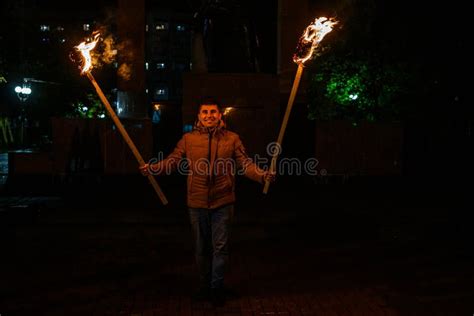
[189,204,234,290]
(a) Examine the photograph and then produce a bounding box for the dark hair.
[198,97,222,113]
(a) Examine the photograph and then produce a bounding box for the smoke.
[83,25,133,81]
[115,39,134,81]
[88,26,117,68]
[70,5,134,81]
[101,35,117,64]
[118,63,132,82]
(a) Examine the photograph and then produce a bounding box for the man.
[140,98,275,306]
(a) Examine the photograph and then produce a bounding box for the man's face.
[198,104,222,128]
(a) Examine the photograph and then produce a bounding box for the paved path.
[1,176,472,315]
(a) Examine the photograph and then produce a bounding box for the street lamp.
[13,80,33,146]
[14,83,32,102]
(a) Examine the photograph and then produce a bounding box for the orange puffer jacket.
[150,120,265,209]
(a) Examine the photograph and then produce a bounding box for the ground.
[1,174,472,315]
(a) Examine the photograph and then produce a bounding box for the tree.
[307,54,417,123]
[306,0,468,123]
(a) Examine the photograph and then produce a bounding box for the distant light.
[223,107,234,116]
[183,124,193,133]
[145,62,149,70]
[156,23,167,31]
[40,25,50,32]
[145,24,149,32]
[82,106,88,111]
[99,114,105,118]
[155,87,168,100]
[116,103,123,115]
[349,94,358,100]
[83,24,90,31]
[153,103,161,111]
[157,62,165,69]
[15,86,32,94]
[14,83,32,101]
[176,25,185,31]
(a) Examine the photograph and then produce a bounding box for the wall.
[51,117,152,175]
[315,121,404,176]
[182,73,280,158]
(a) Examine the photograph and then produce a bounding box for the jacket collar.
[193,119,226,136]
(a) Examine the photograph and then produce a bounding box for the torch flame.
[75,33,100,74]
[293,17,338,65]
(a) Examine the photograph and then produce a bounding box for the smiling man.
[140,97,275,306]
[199,103,220,128]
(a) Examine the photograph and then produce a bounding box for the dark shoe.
[210,288,226,307]
[192,286,210,302]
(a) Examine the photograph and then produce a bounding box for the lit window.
[154,87,168,100]
[156,63,165,69]
[83,24,90,31]
[155,22,168,30]
[176,25,185,31]
[40,25,50,32]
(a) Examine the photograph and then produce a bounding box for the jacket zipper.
[207,132,212,208]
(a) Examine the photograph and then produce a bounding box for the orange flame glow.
[75,33,100,74]
[223,107,234,116]
[293,17,338,64]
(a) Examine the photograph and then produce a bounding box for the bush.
[307,54,416,123]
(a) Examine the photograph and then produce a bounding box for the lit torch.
[75,33,168,205]
[263,17,338,194]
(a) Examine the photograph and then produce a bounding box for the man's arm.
[140,136,186,176]
[234,136,270,184]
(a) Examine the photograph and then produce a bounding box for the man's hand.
[263,170,276,183]
[139,164,150,176]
